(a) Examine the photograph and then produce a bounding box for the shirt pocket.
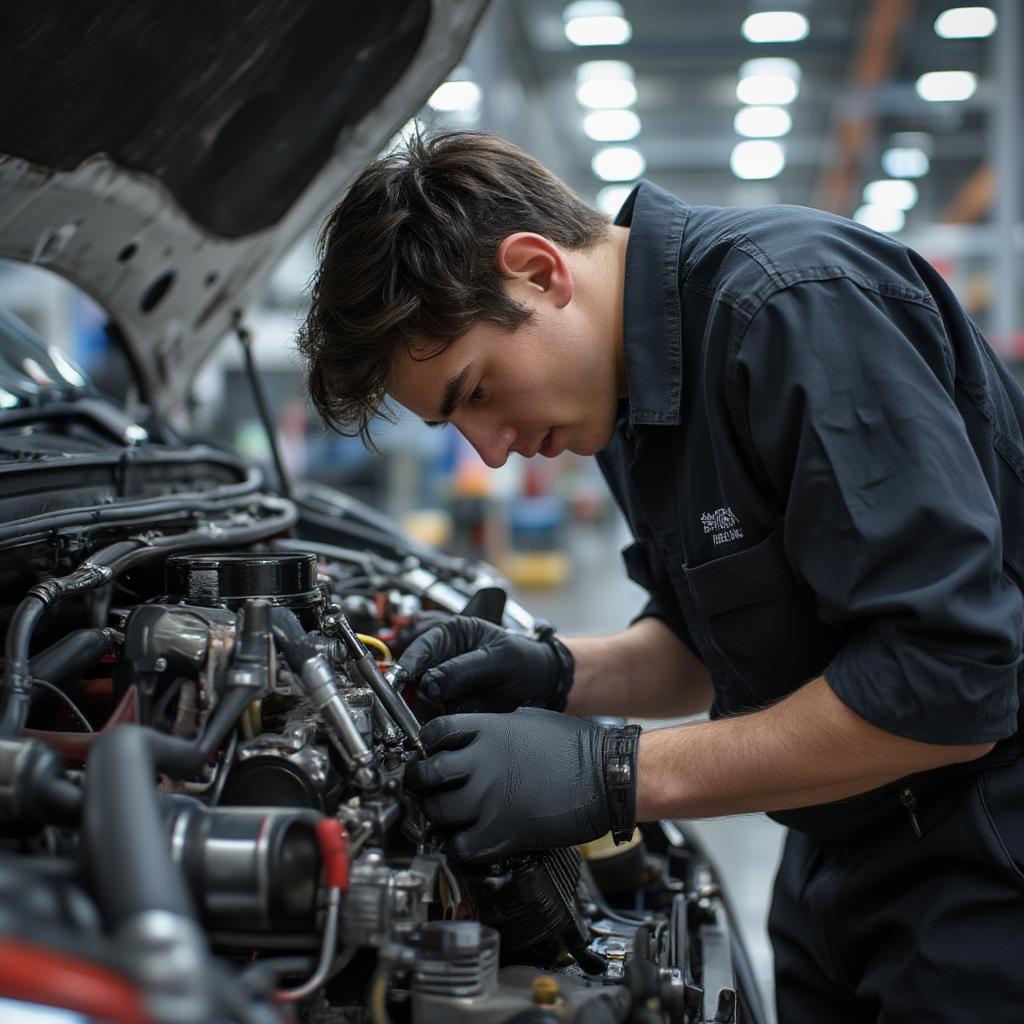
[683,530,847,705]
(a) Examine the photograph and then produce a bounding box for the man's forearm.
[563,617,712,719]
[636,676,996,820]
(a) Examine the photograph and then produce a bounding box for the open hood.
[0,0,488,417]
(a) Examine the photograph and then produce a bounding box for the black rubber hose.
[83,724,196,928]
[0,468,264,544]
[9,685,252,829]
[28,628,111,699]
[0,596,47,736]
[32,771,83,825]
[143,685,255,778]
[270,607,319,670]
[2,738,84,826]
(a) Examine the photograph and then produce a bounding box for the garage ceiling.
[430,0,1015,236]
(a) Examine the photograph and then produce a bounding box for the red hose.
[0,937,150,1023]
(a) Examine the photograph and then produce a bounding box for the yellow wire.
[357,633,393,664]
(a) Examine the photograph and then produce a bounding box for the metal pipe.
[334,614,425,757]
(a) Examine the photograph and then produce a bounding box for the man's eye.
[469,385,486,404]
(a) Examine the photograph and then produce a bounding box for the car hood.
[0,0,487,417]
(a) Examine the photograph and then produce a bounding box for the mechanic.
[298,131,1024,1021]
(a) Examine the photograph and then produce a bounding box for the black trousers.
[769,758,1024,1023]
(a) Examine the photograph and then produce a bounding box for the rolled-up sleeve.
[732,278,1022,744]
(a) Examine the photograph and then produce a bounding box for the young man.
[299,131,1024,1021]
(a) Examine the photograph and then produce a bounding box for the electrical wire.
[208,729,239,808]
[356,634,393,663]
[30,679,94,732]
[370,956,396,1024]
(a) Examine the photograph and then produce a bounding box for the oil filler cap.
[165,551,319,609]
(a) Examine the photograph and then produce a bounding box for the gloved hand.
[396,617,574,714]
[404,708,640,863]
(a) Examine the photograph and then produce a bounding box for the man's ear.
[496,233,573,309]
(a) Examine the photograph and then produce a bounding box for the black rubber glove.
[396,617,574,714]
[404,708,640,863]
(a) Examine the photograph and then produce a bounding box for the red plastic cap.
[316,818,349,891]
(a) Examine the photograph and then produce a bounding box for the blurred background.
[1,2,1020,1014]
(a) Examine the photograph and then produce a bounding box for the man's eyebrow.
[430,364,473,424]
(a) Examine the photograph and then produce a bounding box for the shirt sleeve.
[731,278,1022,744]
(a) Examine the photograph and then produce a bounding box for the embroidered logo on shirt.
[700,506,744,546]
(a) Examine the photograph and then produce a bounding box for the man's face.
[389,306,622,469]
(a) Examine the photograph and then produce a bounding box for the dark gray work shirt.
[598,181,1024,833]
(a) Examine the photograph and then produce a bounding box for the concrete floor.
[520,515,786,1019]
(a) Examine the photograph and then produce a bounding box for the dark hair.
[296,130,609,446]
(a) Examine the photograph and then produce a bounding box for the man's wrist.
[603,723,641,843]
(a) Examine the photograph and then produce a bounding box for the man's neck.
[575,224,630,400]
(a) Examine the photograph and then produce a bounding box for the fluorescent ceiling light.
[740,11,810,43]
[934,6,997,38]
[734,106,792,138]
[595,184,635,215]
[863,179,918,211]
[584,109,641,141]
[854,205,905,233]
[577,60,634,84]
[736,74,799,105]
[564,2,632,45]
[577,78,637,109]
[915,70,977,102]
[730,140,786,180]
[576,60,637,108]
[592,146,646,181]
[738,57,802,83]
[881,147,930,178]
[428,80,482,113]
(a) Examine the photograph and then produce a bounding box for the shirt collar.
[614,180,688,427]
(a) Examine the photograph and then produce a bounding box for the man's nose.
[459,421,515,469]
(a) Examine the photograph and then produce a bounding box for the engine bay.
[0,414,757,1024]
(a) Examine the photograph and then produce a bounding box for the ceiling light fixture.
[934,6,997,38]
[915,70,978,102]
[427,79,482,113]
[738,57,802,83]
[595,184,635,215]
[563,1,632,46]
[881,147,930,178]
[592,146,646,181]
[734,105,792,138]
[584,109,641,141]
[736,74,799,105]
[576,61,637,108]
[730,140,786,180]
[577,78,637,108]
[740,11,810,43]
[863,179,919,211]
[854,205,905,233]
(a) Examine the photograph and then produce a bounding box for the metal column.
[992,0,1021,351]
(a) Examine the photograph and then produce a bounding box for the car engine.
[0,384,763,1024]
